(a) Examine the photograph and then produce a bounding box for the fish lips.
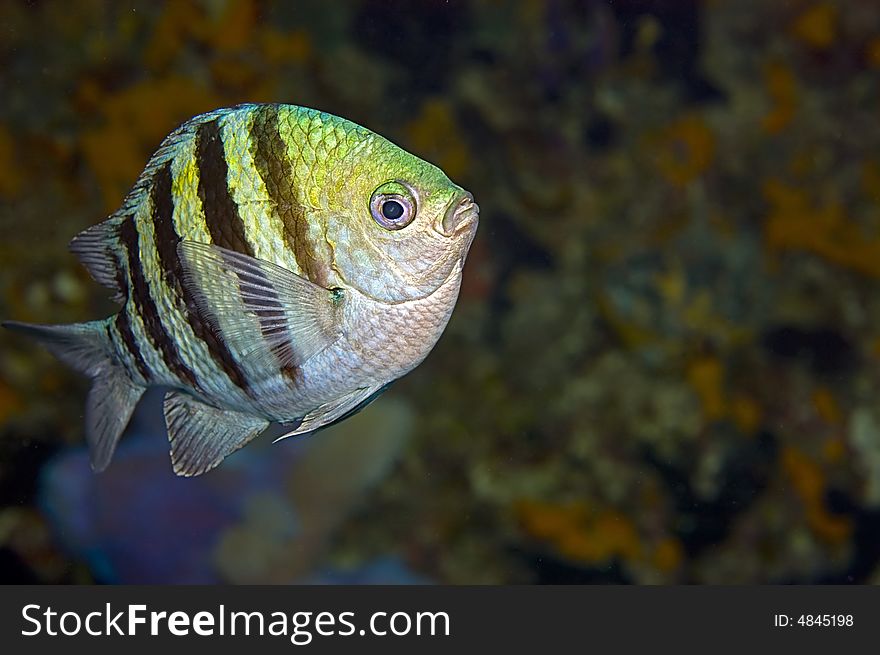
[440,191,480,239]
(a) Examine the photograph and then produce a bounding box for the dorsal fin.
[67,105,251,305]
[69,215,128,304]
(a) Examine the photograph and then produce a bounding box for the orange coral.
[870,337,880,362]
[208,0,259,54]
[764,179,880,277]
[762,63,797,135]
[652,537,683,573]
[790,3,838,51]
[144,0,204,70]
[730,394,762,435]
[651,114,715,187]
[822,438,845,464]
[867,37,880,69]
[79,77,223,210]
[558,511,642,563]
[209,56,273,98]
[686,355,726,421]
[405,99,470,180]
[145,0,264,71]
[517,500,643,565]
[261,29,312,65]
[862,160,880,204]
[518,499,587,540]
[781,446,851,544]
[812,387,841,424]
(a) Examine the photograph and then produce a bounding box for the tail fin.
[3,319,144,471]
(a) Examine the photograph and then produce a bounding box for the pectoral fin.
[176,241,343,374]
[274,384,388,442]
[163,391,269,477]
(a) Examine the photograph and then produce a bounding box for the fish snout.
[441,191,480,237]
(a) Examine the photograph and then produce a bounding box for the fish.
[4,103,478,477]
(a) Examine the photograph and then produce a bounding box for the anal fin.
[274,384,387,442]
[163,391,269,477]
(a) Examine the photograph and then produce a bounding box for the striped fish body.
[6,103,478,476]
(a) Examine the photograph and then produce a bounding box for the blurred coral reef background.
[2,0,880,584]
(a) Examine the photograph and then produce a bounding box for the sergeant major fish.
[4,103,479,476]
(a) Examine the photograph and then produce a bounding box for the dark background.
[1,0,880,584]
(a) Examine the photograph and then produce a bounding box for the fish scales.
[195,119,254,257]
[5,103,479,476]
[254,105,333,286]
[106,253,152,384]
[118,211,190,387]
[137,159,241,401]
[220,109,303,385]
[112,307,151,383]
[112,224,174,386]
[251,105,311,280]
[163,129,249,399]
[138,105,354,404]
[221,110,291,271]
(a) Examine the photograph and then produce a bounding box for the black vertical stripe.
[119,217,200,389]
[114,312,152,381]
[247,105,310,384]
[112,246,152,382]
[151,160,252,393]
[250,104,326,286]
[196,119,254,256]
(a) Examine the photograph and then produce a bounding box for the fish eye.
[370,181,416,230]
[382,200,404,220]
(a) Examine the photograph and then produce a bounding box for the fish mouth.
[440,191,480,238]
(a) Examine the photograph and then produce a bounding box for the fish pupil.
[382,200,404,220]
